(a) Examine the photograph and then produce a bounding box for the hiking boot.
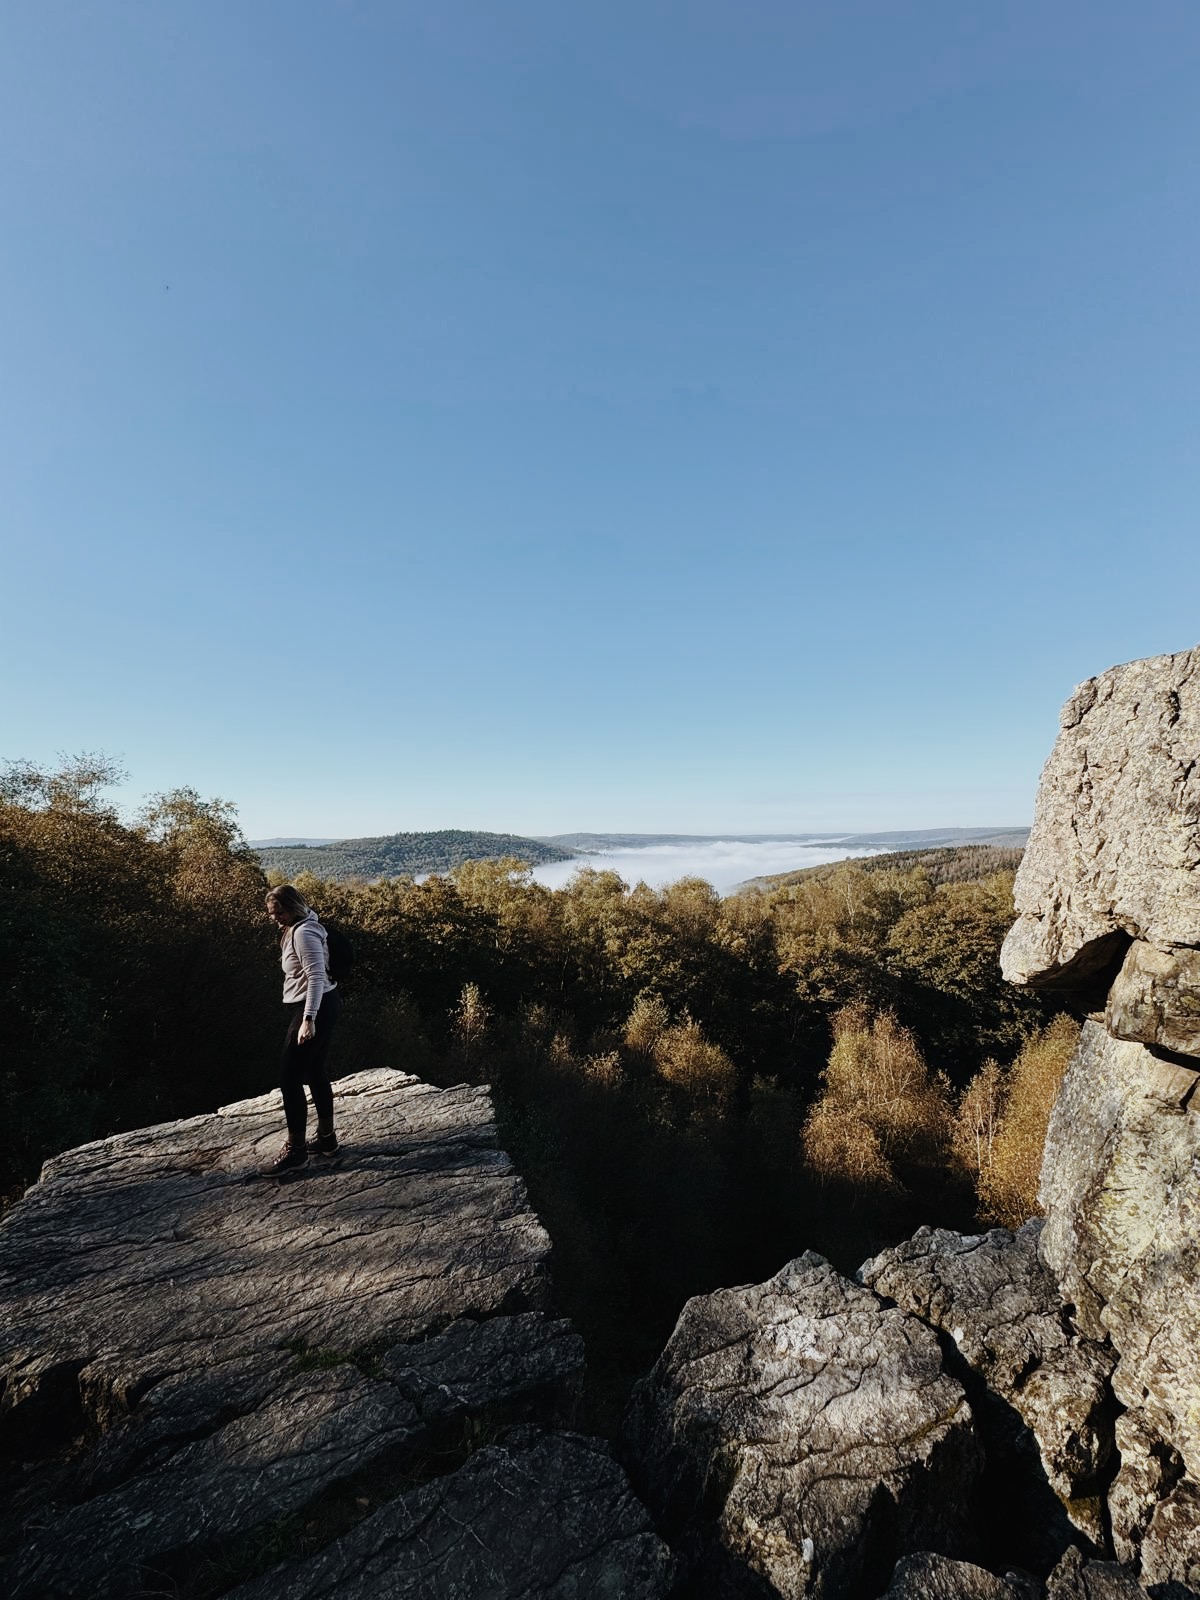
[305,1131,339,1158]
[261,1142,309,1176]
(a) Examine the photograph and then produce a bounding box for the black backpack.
[321,920,355,985]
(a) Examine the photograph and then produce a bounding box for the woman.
[262,884,341,1175]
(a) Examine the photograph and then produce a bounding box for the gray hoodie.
[282,911,336,1018]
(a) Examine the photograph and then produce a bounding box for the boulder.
[1106,941,1200,1057]
[860,1222,1115,1556]
[0,1071,670,1598]
[1044,1546,1149,1600]
[1000,644,1200,992]
[880,1553,1034,1599]
[624,1251,981,1599]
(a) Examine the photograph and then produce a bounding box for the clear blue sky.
[3,1,1198,838]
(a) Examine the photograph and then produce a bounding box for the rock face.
[998,644,1200,1593]
[625,1251,981,1599]
[1000,644,1200,992]
[860,1222,1115,1559]
[1106,940,1200,1056]
[0,1070,671,1599]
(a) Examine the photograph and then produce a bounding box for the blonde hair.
[266,884,310,924]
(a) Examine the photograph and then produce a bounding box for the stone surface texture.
[624,1251,981,1600]
[860,1221,1115,1551]
[1044,1546,1151,1600]
[999,643,1200,1592]
[879,1553,1031,1599]
[0,1070,670,1599]
[1001,644,1200,991]
[1106,941,1200,1056]
[1140,1477,1200,1592]
[225,1428,675,1600]
[1038,1021,1200,1474]
[1108,1409,1187,1567]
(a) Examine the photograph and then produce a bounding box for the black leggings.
[281,989,341,1147]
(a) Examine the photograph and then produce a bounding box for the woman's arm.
[293,923,327,1039]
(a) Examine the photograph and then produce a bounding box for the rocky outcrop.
[625,1251,981,1599]
[0,1070,671,1599]
[860,1222,1115,1559]
[997,645,1200,1592]
[617,645,1200,1597]
[1000,644,1200,993]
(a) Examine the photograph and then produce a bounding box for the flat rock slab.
[624,1251,981,1600]
[0,1071,609,1598]
[226,1427,674,1600]
[1001,644,1200,991]
[2,1072,551,1449]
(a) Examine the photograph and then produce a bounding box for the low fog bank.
[530,840,880,896]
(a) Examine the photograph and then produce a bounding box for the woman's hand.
[298,1018,316,1045]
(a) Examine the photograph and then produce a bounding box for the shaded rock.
[1141,1478,1200,1591]
[225,1427,674,1600]
[1108,1410,1186,1567]
[880,1552,1032,1599]
[1038,1022,1200,1478]
[3,1365,424,1599]
[1000,644,1200,992]
[860,1222,1115,1557]
[624,1251,981,1599]
[378,1309,584,1432]
[1106,942,1200,1058]
[0,1072,605,1597]
[1042,1542,1200,1599]
[1044,1545,1145,1600]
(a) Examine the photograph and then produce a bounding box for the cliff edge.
[0,1070,672,1599]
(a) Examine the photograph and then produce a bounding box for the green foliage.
[758,843,1027,891]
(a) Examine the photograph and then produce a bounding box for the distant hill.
[248,837,340,848]
[747,841,1027,893]
[799,827,1029,852]
[254,830,574,882]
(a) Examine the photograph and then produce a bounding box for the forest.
[1,758,1071,1426]
[253,828,573,880]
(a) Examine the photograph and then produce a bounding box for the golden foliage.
[622,995,670,1058]
[801,1101,901,1194]
[452,981,492,1066]
[652,1017,736,1099]
[620,998,736,1100]
[802,1007,954,1194]
[975,1015,1080,1229]
[953,1058,1005,1178]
